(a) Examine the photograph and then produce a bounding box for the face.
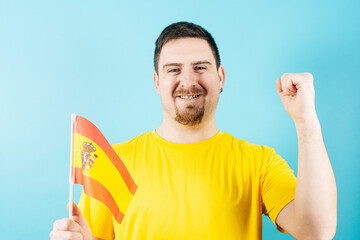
[154,38,225,126]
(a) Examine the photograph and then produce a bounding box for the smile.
[177,95,202,99]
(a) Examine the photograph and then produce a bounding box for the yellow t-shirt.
[78,130,297,240]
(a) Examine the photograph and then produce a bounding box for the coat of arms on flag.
[69,114,137,224]
[81,142,97,172]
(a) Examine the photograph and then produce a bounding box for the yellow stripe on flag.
[74,133,134,214]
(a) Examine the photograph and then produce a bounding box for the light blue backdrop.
[1,0,359,239]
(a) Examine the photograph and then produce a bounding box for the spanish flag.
[70,114,137,224]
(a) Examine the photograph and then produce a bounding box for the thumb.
[66,202,92,239]
[67,202,88,228]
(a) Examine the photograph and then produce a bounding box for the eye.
[195,66,206,71]
[168,68,180,73]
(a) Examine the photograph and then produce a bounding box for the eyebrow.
[191,60,212,66]
[162,61,212,70]
[162,63,183,69]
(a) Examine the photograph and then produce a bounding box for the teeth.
[180,95,198,99]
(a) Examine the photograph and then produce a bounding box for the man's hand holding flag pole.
[50,114,137,239]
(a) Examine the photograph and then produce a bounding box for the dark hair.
[154,21,221,74]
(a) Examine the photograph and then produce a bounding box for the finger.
[300,72,314,82]
[67,202,77,217]
[53,218,81,232]
[276,78,283,95]
[281,74,297,96]
[50,229,83,240]
[67,202,88,228]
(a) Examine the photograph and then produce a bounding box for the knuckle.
[55,218,73,230]
[49,229,82,240]
[65,231,82,240]
[303,72,314,80]
[64,220,70,229]
[64,219,72,229]
[53,219,62,229]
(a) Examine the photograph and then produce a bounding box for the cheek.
[159,77,178,95]
[199,75,219,93]
[159,80,177,104]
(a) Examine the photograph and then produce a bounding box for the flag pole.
[69,114,76,218]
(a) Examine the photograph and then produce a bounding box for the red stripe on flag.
[74,167,125,224]
[75,116,137,195]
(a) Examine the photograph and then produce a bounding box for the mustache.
[173,87,207,97]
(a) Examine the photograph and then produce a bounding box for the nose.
[178,66,198,89]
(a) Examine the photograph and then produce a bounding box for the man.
[50,22,337,239]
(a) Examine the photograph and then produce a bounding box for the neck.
[156,114,219,144]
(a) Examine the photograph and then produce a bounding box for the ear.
[153,71,160,94]
[218,65,225,90]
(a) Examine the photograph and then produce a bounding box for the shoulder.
[222,132,272,152]
[221,132,278,163]
[112,131,154,154]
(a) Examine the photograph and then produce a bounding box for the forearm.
[293,116,337,238]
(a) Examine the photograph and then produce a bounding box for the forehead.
[159,38,216,66]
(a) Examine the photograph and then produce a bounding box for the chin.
[174,108,205,126]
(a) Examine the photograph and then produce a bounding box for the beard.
[174,101,205,126]
[173,87,206,126]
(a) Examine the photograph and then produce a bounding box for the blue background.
[1,0,359,239]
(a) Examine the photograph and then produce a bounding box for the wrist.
[294,116,322,139]
[293,110,318,126]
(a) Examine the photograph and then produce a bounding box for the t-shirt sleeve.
[78,190,115,240]
[260,146,297,233]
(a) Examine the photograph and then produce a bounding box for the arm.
[275,73,337,240]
